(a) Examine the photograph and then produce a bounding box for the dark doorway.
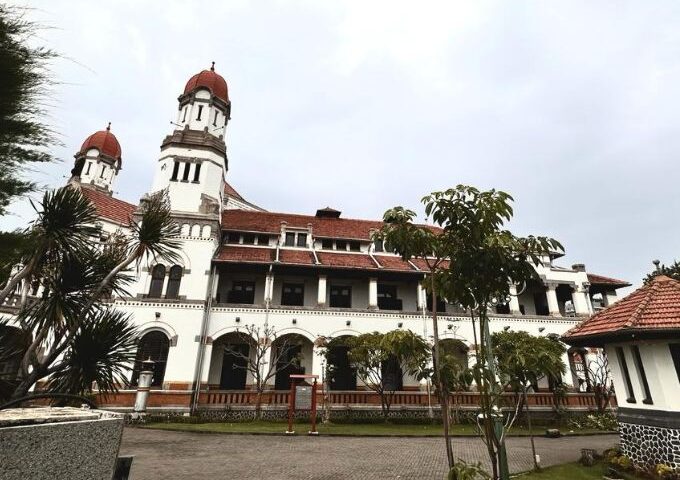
[131,331,170,387]
[274,343,304,390]
[381,355,403,391]
[219,343,249,389]
[328,343,357,390]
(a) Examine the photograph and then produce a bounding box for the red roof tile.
[184,66,229,103]
[373,255,417,272]
[221,209,439,241]
[316,252,378,270]
[564,275,680,344]
[224,181,245,201]
[278,249,316,266]
[81,187,136,226]
[79,127,122,161]
[215,246,274,263]
[587,273,631,288]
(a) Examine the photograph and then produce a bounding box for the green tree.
[376,206,457,467]
[493,330,566,471]
[0,187,180,401]
[0,5,59,215]
[347,330,430,420]
[644,260,680,284]
[426,185,562,480]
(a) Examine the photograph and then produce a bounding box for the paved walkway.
[120,428,619,479]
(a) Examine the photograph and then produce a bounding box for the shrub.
[568,412,617,431]
[447,460,491,480]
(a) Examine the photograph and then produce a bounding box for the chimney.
[572,263,586,272]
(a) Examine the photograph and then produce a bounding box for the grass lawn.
[142,420,611,437]
[516,462,643,479]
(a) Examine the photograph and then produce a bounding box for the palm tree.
[0,186,181,400]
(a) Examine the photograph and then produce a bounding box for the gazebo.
[563,275,680,470]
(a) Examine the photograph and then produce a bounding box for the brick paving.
[120,427,619,479]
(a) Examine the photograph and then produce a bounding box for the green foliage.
[644,260,680,284]
[0,230,30,285]
[567,412,617,432]
[448,460,491,480]
[0,5,59,214]
[492,330,566,392]
[0,187,180,400]
[436,340,473,394]
[47,309,138,395]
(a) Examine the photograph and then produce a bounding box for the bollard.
[133,358,155,413]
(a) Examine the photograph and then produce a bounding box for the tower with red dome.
[149,63,231,216]
[69,123,122,194]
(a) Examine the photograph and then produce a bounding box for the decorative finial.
[210,61,215,72]
[653,259,661,272]
[106,122,111,131]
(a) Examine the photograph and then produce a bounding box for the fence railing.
[199,390,614,409]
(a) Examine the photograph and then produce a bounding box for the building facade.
[2,65,630,412]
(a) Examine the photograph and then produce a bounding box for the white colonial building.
[2,64,630,413]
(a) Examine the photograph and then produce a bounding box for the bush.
[568,412,617,431]
[448,460,491,480]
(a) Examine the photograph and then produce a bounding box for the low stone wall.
[618,407,680,470]
[0,407,125,480]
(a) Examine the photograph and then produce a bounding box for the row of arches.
[148,265,183,299]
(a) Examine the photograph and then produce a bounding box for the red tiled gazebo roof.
[563,275,680,346]
[587,273,631,289]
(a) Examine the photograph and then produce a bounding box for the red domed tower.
[150,63,230,214]
[70,123,122,194]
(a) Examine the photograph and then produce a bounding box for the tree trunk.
[430,275,454,469]
[524,388,539,471]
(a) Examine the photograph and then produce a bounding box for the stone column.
[602,290,618,307]
[508,284,521,315]
[264,271,274,304]
[311,343,325,378]
[545,282,561,316]
[134,359,155,413]
[368,277,378,309]
[212,269,220,301]
[317,275,327,307]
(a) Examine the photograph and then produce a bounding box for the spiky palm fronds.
[129,190,181,267]
[47,309,138,396]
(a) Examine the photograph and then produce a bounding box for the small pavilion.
[563,275,680,470]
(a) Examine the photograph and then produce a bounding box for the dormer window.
[373,239,384,252]
[285,232,295,247]
[283,231,308,248]
[336,240,347,251]
[242,233,255,245]
[257,235,269,246]
[227,232,240,244]
[321,239,333,250]
[297,233,307,247]
[349,241,360,252]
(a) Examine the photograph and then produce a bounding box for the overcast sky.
[4,1,680,293]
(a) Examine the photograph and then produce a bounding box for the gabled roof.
[224,181,245,201]
[81,186,136,226]
[563,275,680,346]
[587,273,631,289]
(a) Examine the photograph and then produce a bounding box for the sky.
[4,0,680,293]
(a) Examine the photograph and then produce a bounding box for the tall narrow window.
[285,232,295,247]
[321,239,333,250]
[148,265,166,298]
[228,281,255,304]
[99,165,106,178]
[336,240,347,251]
[165,265,183,299]
[227,232,240,244]
[257,235,269,246]
[213,110,218,126]
[85,162,92,175]
[373,239,384,252]
[131,331,170,387]
[670,343,680,383]
[196,105,203,120]
[170,161,180,181]
[615,346,636,403]
[182,162,191,181]
[297,233,307,247]
[242,233,255,245]
[182,106,188,122]
[631,346,653,404]
[349,241,360,252]
[330,286,352,308]
[193,163,201,182]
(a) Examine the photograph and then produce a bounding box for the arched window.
[148,265,166,298]
[131,331,170,387]
[165,265,183,299]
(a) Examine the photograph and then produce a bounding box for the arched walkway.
[326,335,357,391]
[209,331,255,390]
[273,333,312,390]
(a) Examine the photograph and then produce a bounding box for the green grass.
[142,420,611,437]
[516,462,642,479]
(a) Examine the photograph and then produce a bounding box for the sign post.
[285,374,319,436]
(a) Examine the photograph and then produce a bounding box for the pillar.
[602,290,618,307]
[417,283,426,311]
[311,344,325,378]
[317,275,327,307]
[546,282,560,316]
[264,271,274,304]
[368,277,378,309]
[508,284,521,315]
[572,283,591,316]
[134,359,155,413]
